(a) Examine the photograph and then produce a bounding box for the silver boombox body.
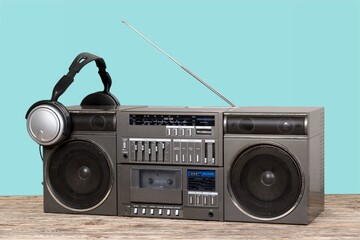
[42,105,324,224]
[31,22,324,225]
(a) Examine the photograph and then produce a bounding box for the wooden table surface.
[0,195,359,239]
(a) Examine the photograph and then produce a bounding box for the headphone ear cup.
[107,92,120,106]
[26,101,70,146]
[81,91,120,106]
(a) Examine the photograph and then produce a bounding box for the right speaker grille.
[229,144,303,219]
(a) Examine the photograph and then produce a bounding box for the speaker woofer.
[46,140,113,211]
[229,144,303,220]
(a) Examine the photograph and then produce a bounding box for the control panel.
[121,138,216,165]
[118,111,224,166]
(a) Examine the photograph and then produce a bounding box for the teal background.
[0,0,359,195]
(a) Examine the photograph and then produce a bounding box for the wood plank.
[0,195,359,239]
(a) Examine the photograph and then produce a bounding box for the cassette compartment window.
[132,169,182,190]
[130,169,183,204]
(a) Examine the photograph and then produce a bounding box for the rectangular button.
[196,195,202,206]
[122,140,127,150]
[137,142,143,161]
[158,142,163,161]
[180,128,185,136]
[188,142,195,164]
[133,208,138,214]
[205,142,212,164]
[164,142,171,162]
[144,142,150,161]
[195,142,201,164]
[203,196,209,206]
[181,141,187,163]
[174,128,178,136]
[150,209,154,215]
[130,141,136,161]
[167,128,171,136]
[187,128,192,136]
[211,142,215,164]
[175,209,179,216]
[173,141,180,163]
[189,195,194,205]
[158,209,163,215]
[142,208,146,215]
[166,209,171,216]
[210,195,217,207]
[151,142,157,162]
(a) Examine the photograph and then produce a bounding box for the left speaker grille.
[46,140,112,211]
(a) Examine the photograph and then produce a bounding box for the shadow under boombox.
[39,105,324,225]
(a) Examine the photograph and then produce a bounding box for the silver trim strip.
[129,138,171,142]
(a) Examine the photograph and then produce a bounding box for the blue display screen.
[187,170,216,191]
[187,170,215,178]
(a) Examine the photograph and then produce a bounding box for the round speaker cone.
[47,140,112,210]
[229,144,302,219]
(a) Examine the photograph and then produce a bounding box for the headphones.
[25,52,120,146]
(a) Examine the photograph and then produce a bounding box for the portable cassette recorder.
[26,21,324,224]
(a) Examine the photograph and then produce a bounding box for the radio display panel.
[129,115,215,126]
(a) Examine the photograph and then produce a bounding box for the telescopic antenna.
[121,20,236,107]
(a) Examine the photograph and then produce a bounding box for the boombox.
[26,22,324,224]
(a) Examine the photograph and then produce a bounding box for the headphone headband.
[51,52,113,101]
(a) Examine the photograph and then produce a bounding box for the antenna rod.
[122,20,236,107]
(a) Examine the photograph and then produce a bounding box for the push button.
[133,208,138,214]
[187,128,192,136]
[189,195,194,205]
[196,195,202,206]
[203,196,208,206]
[166,209,171,216]
[210,195,217,206]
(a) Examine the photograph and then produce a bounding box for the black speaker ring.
[226,141,305,221]
[44,139,114,212]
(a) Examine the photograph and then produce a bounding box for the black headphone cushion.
[81,91,120,106]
